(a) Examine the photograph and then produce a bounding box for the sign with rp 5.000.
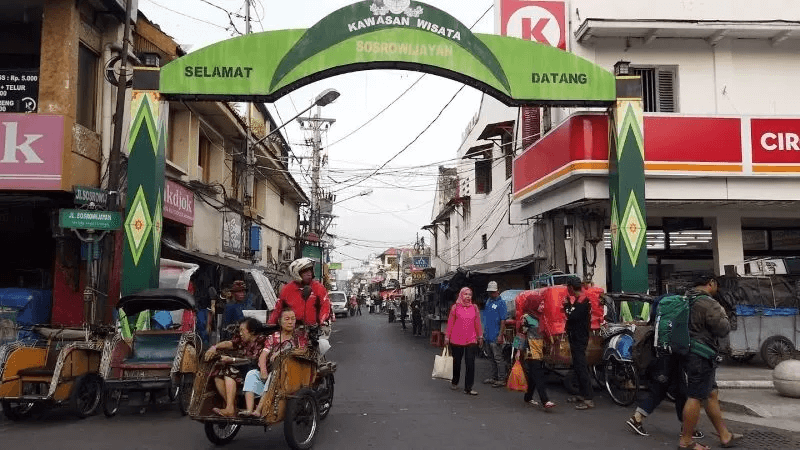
[59,209,121,231]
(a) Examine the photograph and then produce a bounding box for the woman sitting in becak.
[204,317,267,417]
[239,307,308,417]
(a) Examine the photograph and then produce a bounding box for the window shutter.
[520,106,541,149]
[656,68,676,112]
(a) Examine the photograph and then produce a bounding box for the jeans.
[450,344,477,391]
[484,341,506,381]
[400,313,407,329]
[636,353,686,421]
[524,359,550,404]
[569,340,594,400]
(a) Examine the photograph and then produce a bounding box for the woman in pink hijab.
[444,287,484,395]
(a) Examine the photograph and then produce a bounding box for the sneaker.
[450,384,459,390]
[482,378,496,385]
[543,401,556,409]
[525,399,539,406]
[693,430,704,439]
[492,380,506,388]
[626,416,649,436]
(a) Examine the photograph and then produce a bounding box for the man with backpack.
[626,293,700,440]
[678,274,742,450]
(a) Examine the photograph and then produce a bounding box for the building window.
[633,66,677,113]
[198,135,211,182]
[76,44,99,130]
[462,198,470,227]
[266,246,273,263]
[280,190,285,205]
[481,234,488,250]
[474,159,492,194]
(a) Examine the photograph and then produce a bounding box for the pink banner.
[163,179,194,226]
[0,114,64,190]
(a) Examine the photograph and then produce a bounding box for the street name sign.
[59,209,122,231]
[74,185,109,207]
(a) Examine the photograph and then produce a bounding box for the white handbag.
[431,347,453,380]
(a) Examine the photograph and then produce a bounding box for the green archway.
[125,1,647,297]
[159,1,615,107]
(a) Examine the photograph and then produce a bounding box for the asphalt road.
[2,313,797,449]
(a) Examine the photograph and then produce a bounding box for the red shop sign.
[0,114,64,190]
[499,0,566,50]
[163,179,194,226]
[751,118,800,163]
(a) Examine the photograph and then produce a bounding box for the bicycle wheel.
[604,359,638,406]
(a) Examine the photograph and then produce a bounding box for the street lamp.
[252,88,340,148]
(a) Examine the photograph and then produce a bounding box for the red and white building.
[430,0,800,293]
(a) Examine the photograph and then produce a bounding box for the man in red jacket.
[269,257,331,326]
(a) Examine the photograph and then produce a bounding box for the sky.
[138,0,497,270]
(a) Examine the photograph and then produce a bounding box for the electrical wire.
[141,0,228,30]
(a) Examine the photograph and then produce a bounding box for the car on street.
[329,291,348,318]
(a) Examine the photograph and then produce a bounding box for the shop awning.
[161,237,292,283]
[428,256,537,285]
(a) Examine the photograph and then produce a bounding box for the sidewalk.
[715,363,800,433]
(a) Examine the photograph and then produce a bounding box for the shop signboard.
[222,211,242,255]
[59,209,121,231]
[411,271,428,283]
[328,262,342,270]
[0,114,64,190]
[412,256,430,268]
[0,69,39,113]
[750,118,800,163]
[74,185,109,207]
[302,244,323,279]
[497,0,566,49]
[163,179,194,226]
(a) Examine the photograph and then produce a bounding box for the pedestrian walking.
[445,287,484,395]
[411,297,423,336]
[564,277,594,410]
[356,296,363,316]
[519,300,555,409]
[399,297,409,330]
[626,294,701,440]
[481,281,508,387]
[678,274,741,450]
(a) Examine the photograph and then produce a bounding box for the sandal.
[450,384,459,390]
[212,407,235,418]
[544,401,556,409]
[677,443,710,450]
[238,410,253,417]
[720,432,743,448]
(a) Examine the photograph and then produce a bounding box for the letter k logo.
[522,17,551,45]
[2,122,44,164]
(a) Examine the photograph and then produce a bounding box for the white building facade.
[507,0,800,293]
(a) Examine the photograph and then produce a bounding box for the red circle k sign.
[500,0,566,50]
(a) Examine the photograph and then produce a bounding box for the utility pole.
[299,107,334,278]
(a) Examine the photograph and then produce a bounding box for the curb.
[717,380,774,389]
[719,399,765,417]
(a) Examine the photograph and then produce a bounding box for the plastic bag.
[431,347,453,380]
[506,359,528,392]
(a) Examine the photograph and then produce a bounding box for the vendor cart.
[719,276,800,368]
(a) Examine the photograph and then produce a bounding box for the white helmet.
[289,257,315,282]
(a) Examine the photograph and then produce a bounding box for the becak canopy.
[513,285,605,337]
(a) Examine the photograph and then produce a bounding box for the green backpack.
[653,294,692,356]
[653,294,717,359]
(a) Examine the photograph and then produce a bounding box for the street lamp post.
[251,88,340,148]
